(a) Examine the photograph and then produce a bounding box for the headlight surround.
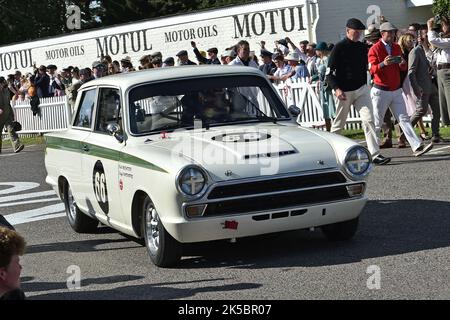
[344,146,372,178]
[177,165,208,198]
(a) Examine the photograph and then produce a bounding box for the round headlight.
[177,166,207,197]
[345,146,372,177]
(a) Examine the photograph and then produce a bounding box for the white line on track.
[0,182,40,195]
[0,190,57,203]
[6,203,66,226]
[0,197,61,208]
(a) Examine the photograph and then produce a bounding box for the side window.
[74,89,96,128]
[95,88,121,133]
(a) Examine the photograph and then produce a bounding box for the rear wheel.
[142,196,182,267]
[63,181,98,233]
[322,218,359,241]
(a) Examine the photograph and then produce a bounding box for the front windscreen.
[128,75,290,135]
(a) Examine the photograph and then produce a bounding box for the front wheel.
[321,217,359,241]
[63,181,98,233]
[142,196,182,267]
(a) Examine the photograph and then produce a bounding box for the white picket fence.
[274,80,362,130]
[11,81,437,137]
[7,96,72,137]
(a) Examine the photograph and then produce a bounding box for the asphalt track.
[1,142,449,300]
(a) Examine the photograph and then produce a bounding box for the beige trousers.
[331,85,380,158]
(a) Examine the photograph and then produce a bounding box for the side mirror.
[107,123,124,143]
[288,105,302,117]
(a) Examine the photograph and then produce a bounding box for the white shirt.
[229,56,259,68]
[272,64,293,85]
[428,31,450,64]
[273,64,293,79]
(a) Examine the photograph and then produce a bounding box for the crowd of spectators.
[1,15,449,153]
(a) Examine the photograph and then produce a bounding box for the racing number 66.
[92,161,110,215]
[94,171,107,203]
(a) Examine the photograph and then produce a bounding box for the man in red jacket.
[369,22,434,157]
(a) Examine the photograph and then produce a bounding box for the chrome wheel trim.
[67,186,77,222]
[145,204,160,255]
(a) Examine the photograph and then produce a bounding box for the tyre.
[63,181,98,233]
[141,196,182,267]
[321,217,359,241]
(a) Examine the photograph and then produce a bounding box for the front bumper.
[164,197,367,243]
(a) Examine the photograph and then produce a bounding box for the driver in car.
[198,89,231,122]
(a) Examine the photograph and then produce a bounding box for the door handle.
[82,145,90,152]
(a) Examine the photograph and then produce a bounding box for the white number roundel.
[93,161,109,214]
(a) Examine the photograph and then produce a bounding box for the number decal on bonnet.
[93,160,109,215]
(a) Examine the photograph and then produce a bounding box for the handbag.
[11,121,22,132]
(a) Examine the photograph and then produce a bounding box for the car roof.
[80,65,265,91]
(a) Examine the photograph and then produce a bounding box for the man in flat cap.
[259,49,276,79]
[163,57,175,68]
[47,65,64,97]
[369,22,434,157]
[92,61,106,79]
[191,42,221,65]
[327,18,391,165]
[34,65,50,98]
[176,50,197,66]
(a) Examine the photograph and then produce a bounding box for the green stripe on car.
[46,136,168,173]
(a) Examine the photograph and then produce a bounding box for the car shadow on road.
[26,237,141,254]
[175,199,450,269]
[28,280,261,300]
[391,154,450,165]
[21,275,145,293]
[24,200,450,270]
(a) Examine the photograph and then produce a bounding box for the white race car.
[45,66,372,267]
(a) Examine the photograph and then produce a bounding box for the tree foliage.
[0,0,67,46]
[0,0,260,46]
[432,0,450,20]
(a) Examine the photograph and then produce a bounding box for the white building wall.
[315,0,432,43]
[0,0,434,75]
[0,0,310,75]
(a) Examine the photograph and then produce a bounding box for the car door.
[69,87,97,213]
[81,87,125,226]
